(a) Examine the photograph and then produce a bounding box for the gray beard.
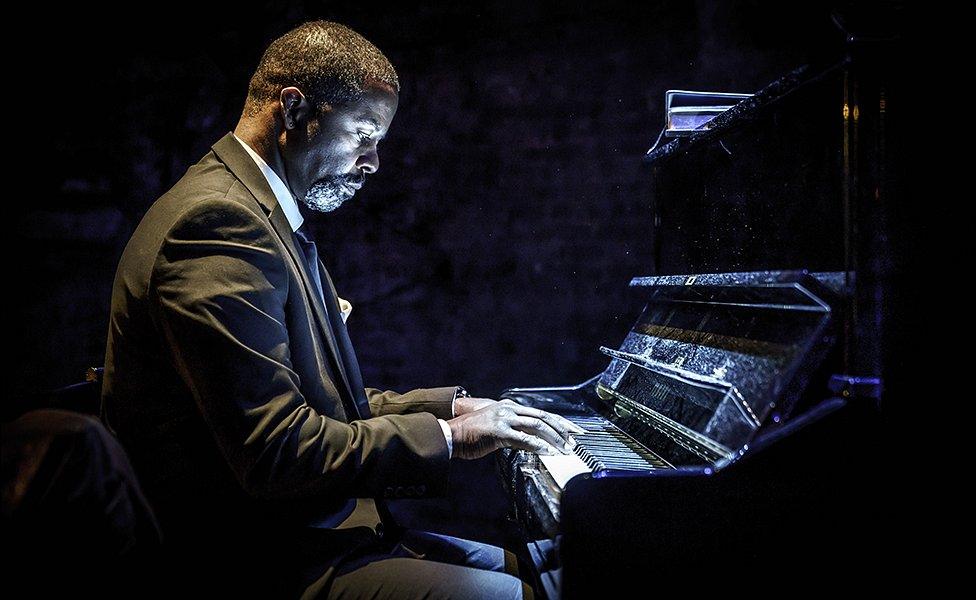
[301,177,353,213]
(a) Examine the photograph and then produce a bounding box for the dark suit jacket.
[100,132,457,594]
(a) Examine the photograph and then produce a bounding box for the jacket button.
[395,486,404,497]
[417,485,427,494]
[384,487,394,497]
[405,486,417,496]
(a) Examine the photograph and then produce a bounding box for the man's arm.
[148,196,450,501]
[365,386,458,419]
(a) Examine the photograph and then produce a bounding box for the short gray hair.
[243,20,399,116]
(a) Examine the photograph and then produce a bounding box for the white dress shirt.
[232,133,453,456]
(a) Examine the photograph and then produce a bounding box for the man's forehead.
[327,87,396,133]
[351,97,396,135]
[354,87,397,121]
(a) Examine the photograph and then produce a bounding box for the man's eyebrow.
[355,116,387,140]
[355,116,381,129]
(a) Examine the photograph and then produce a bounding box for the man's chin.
[302,185,354,213]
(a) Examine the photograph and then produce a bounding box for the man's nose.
[356,147,379,174]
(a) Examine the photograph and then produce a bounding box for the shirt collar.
[232,133,304,232]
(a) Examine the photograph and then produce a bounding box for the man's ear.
[279,87,314,131]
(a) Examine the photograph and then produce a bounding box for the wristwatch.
[451,386,470,417]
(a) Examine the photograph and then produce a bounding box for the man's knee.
[396,529,516,575]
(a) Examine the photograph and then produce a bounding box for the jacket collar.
[211,131,282,217]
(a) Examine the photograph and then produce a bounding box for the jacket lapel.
[318,260,371,419]
[210,132,360,415]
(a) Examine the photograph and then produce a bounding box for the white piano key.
[539,451,592,489]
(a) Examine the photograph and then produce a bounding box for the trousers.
[302,527,532,600]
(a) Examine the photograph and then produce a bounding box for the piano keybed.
[500,409,672,540]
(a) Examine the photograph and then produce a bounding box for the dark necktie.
[294,224,327,308]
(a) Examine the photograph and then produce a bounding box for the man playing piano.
[100,19,582,599]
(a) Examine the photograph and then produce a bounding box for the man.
[101,20,582,598]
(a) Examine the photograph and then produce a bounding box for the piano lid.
[594,270,844,466]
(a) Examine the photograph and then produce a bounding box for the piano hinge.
[828,374,882,400]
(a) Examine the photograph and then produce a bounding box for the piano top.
[642,61,841,166]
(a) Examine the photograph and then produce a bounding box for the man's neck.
[232,120,311,231]
[233,118,291,193]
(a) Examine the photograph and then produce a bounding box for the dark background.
[20,0,863,402]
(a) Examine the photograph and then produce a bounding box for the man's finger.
[504,429,562,455]
[508,416,574,454]
[507,404,586,436]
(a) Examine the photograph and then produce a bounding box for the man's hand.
[447,400,586,460]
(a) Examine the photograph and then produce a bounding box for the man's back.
[100,146,313,583]
[102,148,255,524]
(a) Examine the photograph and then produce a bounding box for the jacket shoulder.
[156,151,267,224]
[112,150,274,294]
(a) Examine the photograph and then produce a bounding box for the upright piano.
[496,21,897,597]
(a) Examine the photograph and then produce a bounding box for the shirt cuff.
[437,418,453,459]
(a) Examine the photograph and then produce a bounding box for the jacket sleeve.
[147,196,450,501]
[365,386,458,419]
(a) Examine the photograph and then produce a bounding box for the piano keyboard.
[539,414,671,489]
